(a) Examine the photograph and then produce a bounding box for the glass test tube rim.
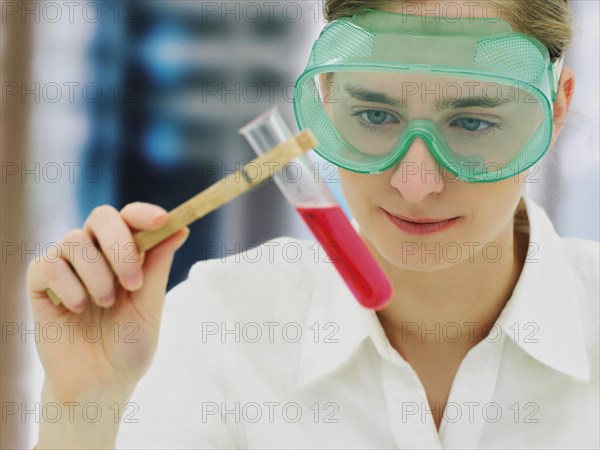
[238,107,337,208]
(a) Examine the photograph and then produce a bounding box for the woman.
[28,1,598,448]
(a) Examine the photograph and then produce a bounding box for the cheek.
[469,178,525,229]
[338,170,380,204]
[338,170,375,216]
[338,170,356,201]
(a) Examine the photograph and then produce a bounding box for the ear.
[549,66,575,149]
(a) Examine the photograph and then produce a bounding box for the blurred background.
[1,1,598,448]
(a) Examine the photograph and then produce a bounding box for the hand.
[27,202,189,402]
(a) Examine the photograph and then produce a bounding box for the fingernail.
[149,204,166,216]
[98,292,114,307]
[175,229,190,250]
[149,206,167,222]
[124,271,143,291]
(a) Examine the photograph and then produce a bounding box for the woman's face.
[339,151,526,272]
[337,1,531,272]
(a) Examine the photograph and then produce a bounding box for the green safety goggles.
[293,8,564,182]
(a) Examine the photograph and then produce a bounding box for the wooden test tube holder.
[46,129,317,306]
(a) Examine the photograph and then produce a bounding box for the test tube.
[239,107,393,310]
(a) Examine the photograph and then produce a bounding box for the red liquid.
[296,204,393,310]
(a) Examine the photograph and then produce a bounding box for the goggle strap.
[551,55,565,102]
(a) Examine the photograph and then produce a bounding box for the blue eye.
[452,118,495,132]
[352,109,398,128]
[364,110,389,124]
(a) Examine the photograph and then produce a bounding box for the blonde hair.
[322,0,572,62]
[322,0,573,219]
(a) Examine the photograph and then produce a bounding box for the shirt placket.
[437,336,506,449]
[366,311,442,449]
[381,356,444,449]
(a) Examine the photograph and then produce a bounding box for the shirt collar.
[297,257,373,386]
[297,195,590,386]
[495,195,590,381]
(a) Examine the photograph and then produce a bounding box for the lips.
[385,211,458,224]
[382,208,461,235]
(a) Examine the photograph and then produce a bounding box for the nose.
[389,136,445,203]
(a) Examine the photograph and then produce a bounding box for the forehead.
[331,71,517,105]
[379,0,491,20]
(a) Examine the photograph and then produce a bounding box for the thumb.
[131,227,190,318]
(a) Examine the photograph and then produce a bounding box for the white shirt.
[117,195,599,449]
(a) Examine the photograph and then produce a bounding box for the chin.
[370,225,466,272]
[382,247,460,272]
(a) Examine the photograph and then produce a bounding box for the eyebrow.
[344,85,407,108]
[343,85,512,111]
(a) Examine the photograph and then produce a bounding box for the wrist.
[37,381,137,449]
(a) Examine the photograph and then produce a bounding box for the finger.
[27,254,89,314]
[130,227,189,322]
[60,229,117,308]
[120,202,168,231]
[84,205,144,292]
